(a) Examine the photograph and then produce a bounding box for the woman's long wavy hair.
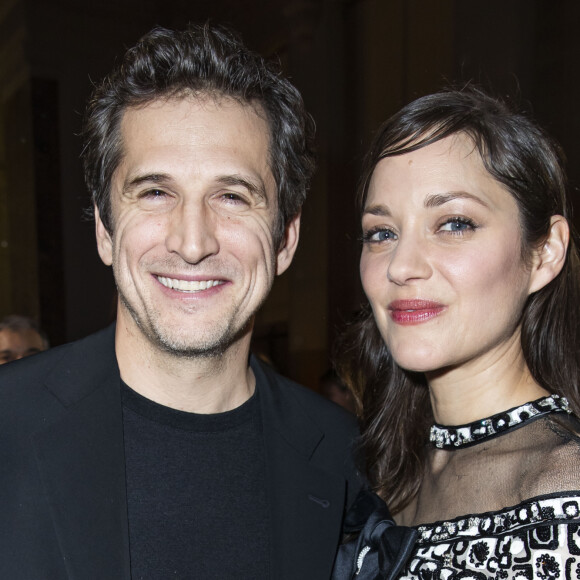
[335,87,580,515]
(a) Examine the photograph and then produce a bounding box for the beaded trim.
[429,394,571,450]
[415,492,580,544]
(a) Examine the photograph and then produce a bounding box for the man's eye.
[142,189,167,198]
[221,192,248,204]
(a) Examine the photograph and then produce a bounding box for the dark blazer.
[0,325,362,579]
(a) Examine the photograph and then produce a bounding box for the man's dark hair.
[82,23,316,246]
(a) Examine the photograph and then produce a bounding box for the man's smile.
[156,276,225,292]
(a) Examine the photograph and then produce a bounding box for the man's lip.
[388,299,445,311]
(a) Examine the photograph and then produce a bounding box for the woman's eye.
[362,228,398,243]
[439,217,476,233]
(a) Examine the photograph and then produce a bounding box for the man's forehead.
[121,92,270,134]
[113,94,276,194]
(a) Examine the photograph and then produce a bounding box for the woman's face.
[360,134,536,376]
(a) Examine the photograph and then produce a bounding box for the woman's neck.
[426,336,549,425]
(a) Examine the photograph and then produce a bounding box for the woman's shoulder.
[520,412,580,498]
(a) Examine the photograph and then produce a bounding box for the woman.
[335,87,580,579]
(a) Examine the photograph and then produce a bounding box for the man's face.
[0,328,45,364]
[96,96,299,358]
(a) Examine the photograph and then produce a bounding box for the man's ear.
[276,212,301,276]
[95,206,113,266]
[528,215,569,294]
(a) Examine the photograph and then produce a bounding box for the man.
[0,315,48,364]
[0,24,362,579]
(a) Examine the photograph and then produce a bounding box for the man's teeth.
[157,276,222,292]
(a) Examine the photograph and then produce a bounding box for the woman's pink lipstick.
[388,300,446,325]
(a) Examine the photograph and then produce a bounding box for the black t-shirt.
[122,382,269,579]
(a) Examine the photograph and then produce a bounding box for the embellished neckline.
[429,394,571,450]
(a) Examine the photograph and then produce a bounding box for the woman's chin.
[389,346,445,375]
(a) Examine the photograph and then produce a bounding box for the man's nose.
[386,235,432,285]
[165,200,220,264]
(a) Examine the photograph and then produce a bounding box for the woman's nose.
[386,235,433,285]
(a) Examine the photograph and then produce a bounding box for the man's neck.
[114,319,255,414]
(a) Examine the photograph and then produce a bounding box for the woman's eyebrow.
[363,191,490,216]
[362,203,392,217]
[424,191,490,209]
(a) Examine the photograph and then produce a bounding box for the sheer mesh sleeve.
[395,412,580,579]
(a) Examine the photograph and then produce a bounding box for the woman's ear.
[528,215,569,294]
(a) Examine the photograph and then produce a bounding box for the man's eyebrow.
[424,191,490,209]
[217,175,267,200]
[123,173,172,193]
[122,173,267,200]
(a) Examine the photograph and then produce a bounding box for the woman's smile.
[387,300,446,325]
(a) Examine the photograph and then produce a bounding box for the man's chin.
[156,338,229,359]
[146,319,254,361]
[145,327,230,359]
[118,298,255,360]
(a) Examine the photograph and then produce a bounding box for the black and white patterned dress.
[398,395,580,579]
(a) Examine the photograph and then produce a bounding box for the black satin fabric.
[331,490,417,580]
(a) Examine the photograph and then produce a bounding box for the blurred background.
[1,0,579,389]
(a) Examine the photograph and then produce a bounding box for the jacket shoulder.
[0,324,117,423]
[252,356,363,500]
[253,357,358,435]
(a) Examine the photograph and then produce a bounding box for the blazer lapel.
[32,326,130,579]
[254,359,347,580]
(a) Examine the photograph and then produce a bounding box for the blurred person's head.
[0,315,49,364]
